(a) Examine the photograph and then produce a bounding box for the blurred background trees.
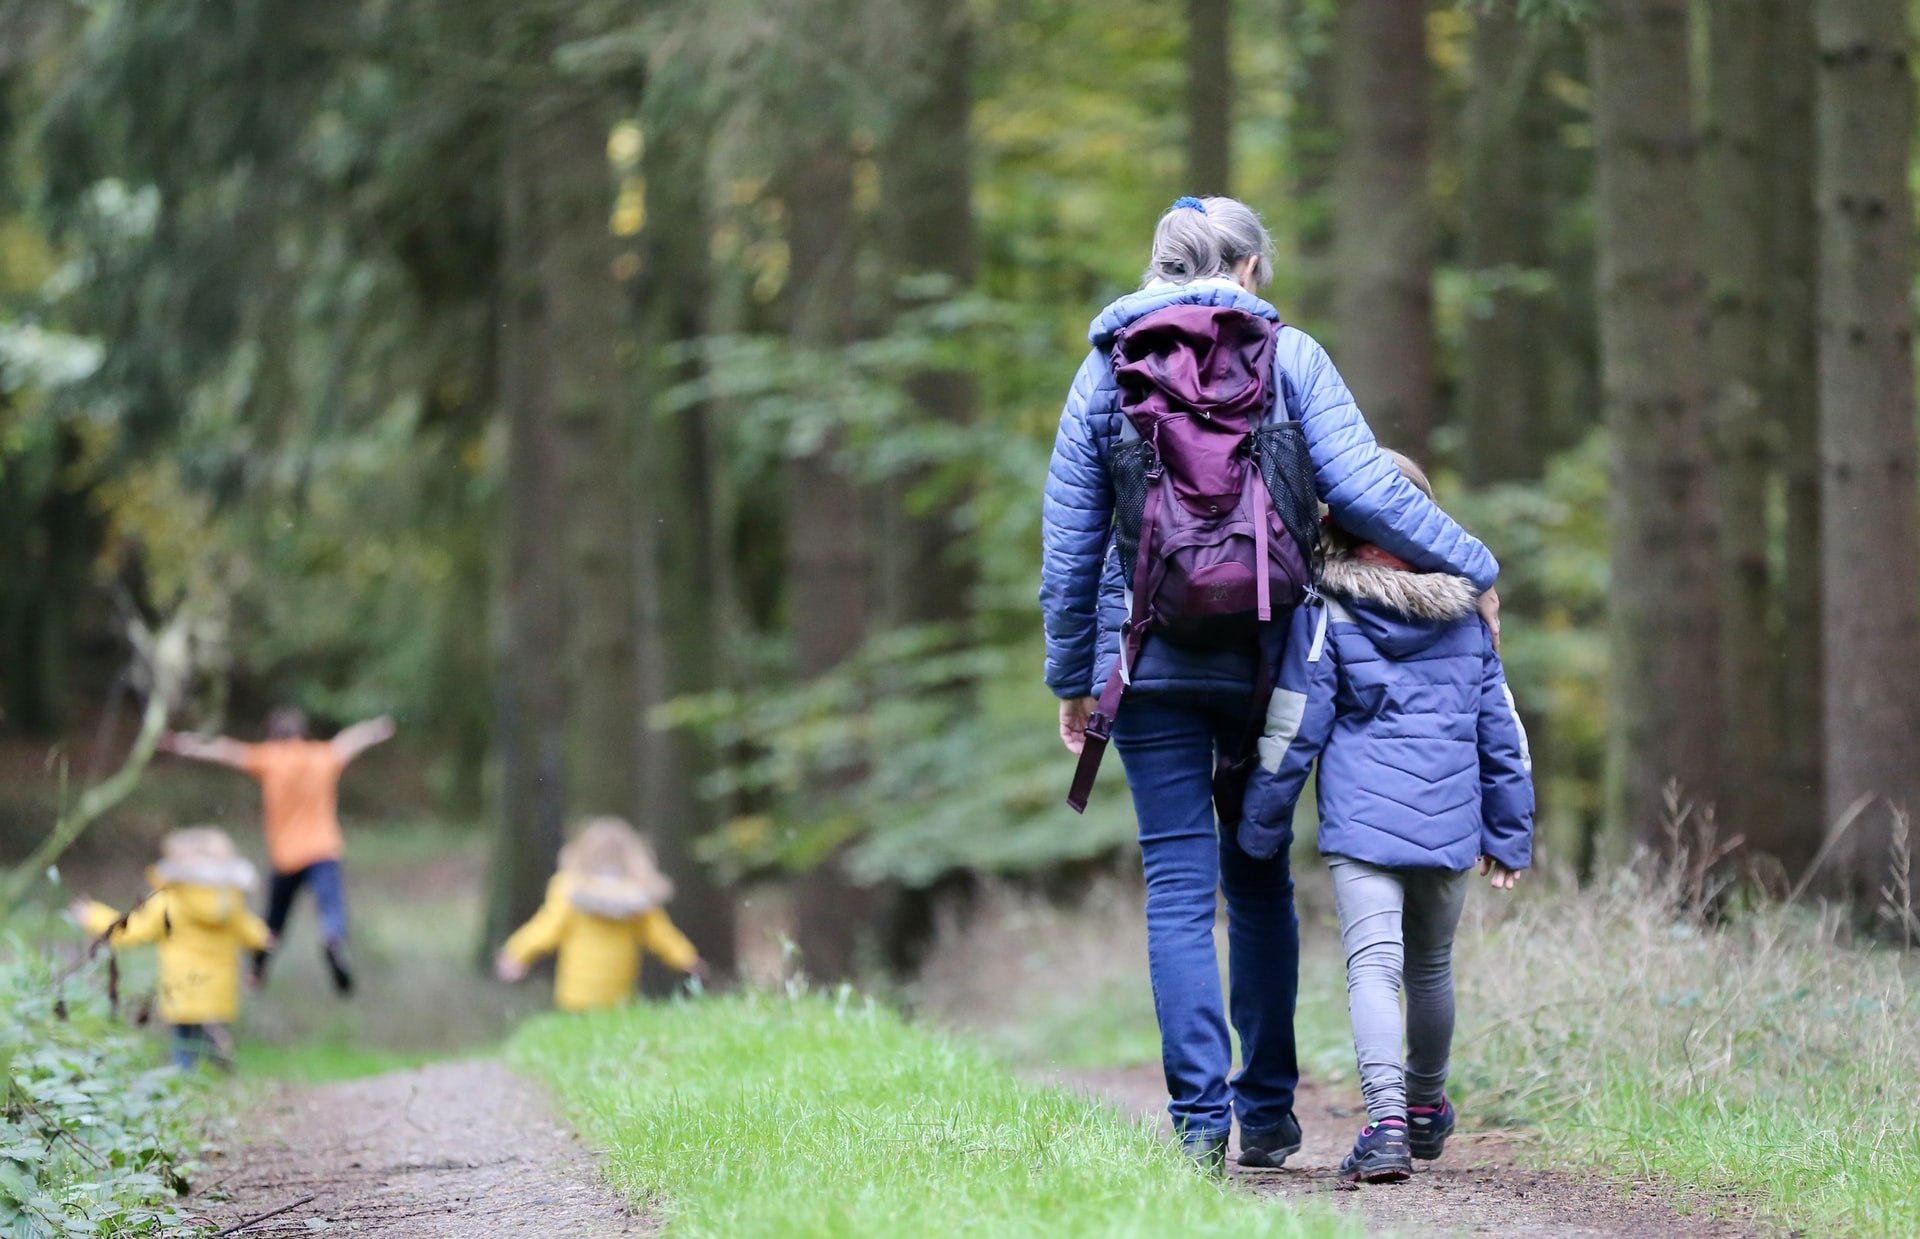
[4,0,1919,972]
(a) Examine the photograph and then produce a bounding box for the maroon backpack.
[1066,304,1319,814]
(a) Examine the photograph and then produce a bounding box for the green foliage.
[0,943,207,1238]
[511,990,1355,1238]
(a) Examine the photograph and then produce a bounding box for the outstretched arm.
[157,732,255,770]
[331,715,397,764]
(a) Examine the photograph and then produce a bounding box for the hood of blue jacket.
[1088,279,1281,350]
[1319,548,1479,660]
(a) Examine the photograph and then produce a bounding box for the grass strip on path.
[510,990,1354,1239]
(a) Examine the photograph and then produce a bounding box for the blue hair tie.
[1172,196,1207,214]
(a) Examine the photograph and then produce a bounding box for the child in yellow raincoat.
[70,827,274,1070]
[495,818,707,1011]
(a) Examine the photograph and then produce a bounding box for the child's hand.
[494,952,528,983]
[1477,856,1519,890]
[688,958,712,983]
[65,897,94,927]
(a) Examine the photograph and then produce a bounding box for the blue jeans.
[1114,690,1301,1142]
[264,858,349,946]
[170,1023,229,1071]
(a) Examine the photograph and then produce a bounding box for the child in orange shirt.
[158,707,395,994]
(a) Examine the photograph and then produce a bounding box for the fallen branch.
[0,611,191,917]
[0,687,169,916]
[211,1195,318,1237]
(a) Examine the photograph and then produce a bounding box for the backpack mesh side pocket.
[1253,424,1320,564]
[1111,440,1155,588]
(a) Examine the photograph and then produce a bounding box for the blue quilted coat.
[1238,546,1535,871]
[1040,279,1501,701]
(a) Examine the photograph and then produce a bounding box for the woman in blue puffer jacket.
[1039,197,1502,1170]
[1238,450,1532,1184]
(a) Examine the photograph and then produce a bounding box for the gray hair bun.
[1143,196,1276,289]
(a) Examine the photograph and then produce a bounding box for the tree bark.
[784,111,879,984]
[1702,0,1784,860]
[1186,0,1231,195]
[1589,0,1724,844]
[1460,5,1557,485]
[543,90,640,822]
[484,96,573,950]
[636,111,737,985]
[1283,0,1338,334]
[1815,0,1920,898]
[1332,0,1435,457]
[1768,0,1822,878]
[876,0,976,634]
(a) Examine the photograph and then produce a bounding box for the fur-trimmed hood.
[152,856,259,893]
[566,874,666,920]
[1318,545,1479,622]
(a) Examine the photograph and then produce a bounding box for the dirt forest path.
[197,1060,650,1237]
[1061,1066,1765,1238]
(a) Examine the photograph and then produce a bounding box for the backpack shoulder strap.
[1267,320,1296,426]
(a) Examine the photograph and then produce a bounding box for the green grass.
[511,991,1355,1239]
[1454,878,1920,1237]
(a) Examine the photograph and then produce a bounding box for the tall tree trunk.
[1332,0,1435,456]
[1187,0,1232,195]
[785,118,878,983]
[876,0,976,634]
[1702,0,1784,860]
[636,111,737,985]
[1460,5,1557,485]
[1815,0,1920,899]
[543,91,640,822]
[1768,0,1822,877]
[1284,0,1338,334]
[484,97,573,950]
[869,0,978,974]
[1590,0,1723,844]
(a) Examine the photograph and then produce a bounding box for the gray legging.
[1328,857,1470,1123]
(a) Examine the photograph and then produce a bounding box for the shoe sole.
[1340,1152,1413,1184]
[1237,1141,1303,1170]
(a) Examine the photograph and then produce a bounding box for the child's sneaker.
[1407,1097,1455,1161]
[324,942,356,997]
[1237,1112,1303,1169]
[1338,1119,1412,1183]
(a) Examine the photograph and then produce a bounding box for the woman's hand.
[1477,587,1502,652]
[1477,856,1519,890]
[1059,697,1097,755]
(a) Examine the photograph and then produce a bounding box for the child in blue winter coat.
[1239,451,1534,1184]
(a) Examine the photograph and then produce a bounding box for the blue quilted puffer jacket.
[1237,547,1535,871]
[1039,280,1501,701]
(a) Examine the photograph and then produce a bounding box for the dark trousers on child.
[255,859,353,992]
[170,1023,232,1071]
[1113,689,1302,1147]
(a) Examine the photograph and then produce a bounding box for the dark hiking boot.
[1407,1097,1455,1161]
[1338,1119,1412,1183]
[1182,1131,1229,1176]
[324,942,356,997]
[1237,1112,1304,1169]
